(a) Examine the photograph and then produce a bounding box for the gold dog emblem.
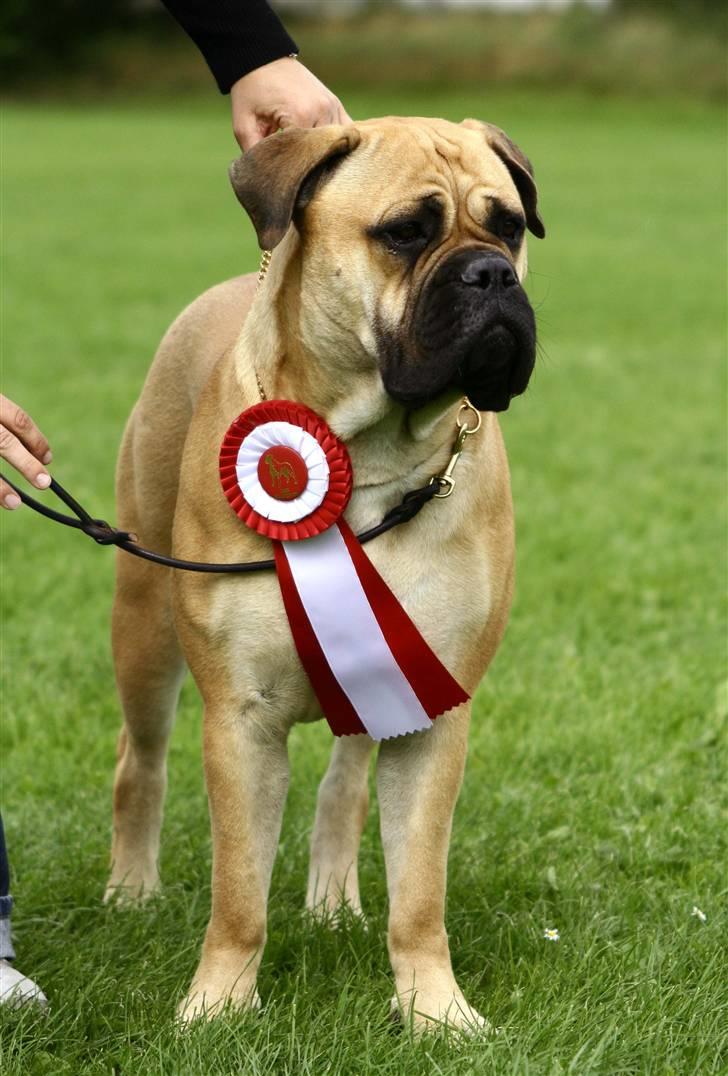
[257,446,307,501]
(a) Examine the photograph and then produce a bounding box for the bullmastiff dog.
[105,117,545,1031]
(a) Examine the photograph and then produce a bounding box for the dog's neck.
[233,232,460,491]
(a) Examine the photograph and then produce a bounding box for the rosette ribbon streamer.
[220,401,468,740]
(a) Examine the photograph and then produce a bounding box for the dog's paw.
[390,990,493,1037]
[305,897,367,930]
[103,873,160,907]
[176,983,261,1026]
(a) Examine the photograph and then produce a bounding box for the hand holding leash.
[0,395,53,510]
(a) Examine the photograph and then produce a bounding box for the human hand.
[0,395,52,509]
[231,56,351,152]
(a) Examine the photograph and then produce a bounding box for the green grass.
[1,89,726,1073]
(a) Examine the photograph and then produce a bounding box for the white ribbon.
[281,527,433,741]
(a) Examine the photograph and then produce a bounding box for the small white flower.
[691,906,707,923]
[543,927,560,942]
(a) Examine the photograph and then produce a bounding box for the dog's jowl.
[105,117,544,1033]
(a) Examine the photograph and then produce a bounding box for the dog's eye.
[496,216,525,245]
[381,220,427,249]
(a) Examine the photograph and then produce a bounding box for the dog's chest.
[183,442,495,728]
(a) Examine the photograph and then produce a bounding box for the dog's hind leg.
[104,556,186,903]
[306,735,374,920]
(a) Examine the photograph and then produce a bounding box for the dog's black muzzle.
[384,248,537,413]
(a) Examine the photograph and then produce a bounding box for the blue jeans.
[0,813,15,960]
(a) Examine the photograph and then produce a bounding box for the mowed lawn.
[1,89,725,1074]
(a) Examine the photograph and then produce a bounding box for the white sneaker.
[0,959,48,1009]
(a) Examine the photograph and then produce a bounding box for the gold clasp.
[432,397,482,498]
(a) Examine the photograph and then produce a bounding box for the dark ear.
[229,126,362,250]
[461,119,545,239]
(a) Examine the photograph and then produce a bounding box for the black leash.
[0,473,439,573]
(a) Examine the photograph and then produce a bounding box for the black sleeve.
[161,0,298,95]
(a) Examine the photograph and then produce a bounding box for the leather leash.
[0,400,480,574]
[0,472,438,574]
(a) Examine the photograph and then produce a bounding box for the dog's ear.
[461,119,545,239]
[229,126,362,251]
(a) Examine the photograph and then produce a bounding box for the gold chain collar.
[253,248,273,401]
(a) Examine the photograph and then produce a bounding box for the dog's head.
[230,117,545,414]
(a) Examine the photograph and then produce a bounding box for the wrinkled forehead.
[329,117,523,223]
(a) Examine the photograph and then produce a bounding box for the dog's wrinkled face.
[230,117,545,414]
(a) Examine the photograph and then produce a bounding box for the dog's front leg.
[377,703,486,1034]
[178,702,290,1023]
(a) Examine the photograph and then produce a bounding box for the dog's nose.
[459,253,518,291]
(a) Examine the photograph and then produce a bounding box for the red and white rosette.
[220,400,468,740]
[220,400,352,542]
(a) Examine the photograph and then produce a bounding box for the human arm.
[160,0,350,149]
[160,0,298,95]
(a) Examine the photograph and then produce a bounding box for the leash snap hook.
[433,397,481,499]
[433,473,456,499]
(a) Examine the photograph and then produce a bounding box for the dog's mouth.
[382,316,535,413]
[457,321,534,412]
[380,249,538,414]
[464,324,516,371]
